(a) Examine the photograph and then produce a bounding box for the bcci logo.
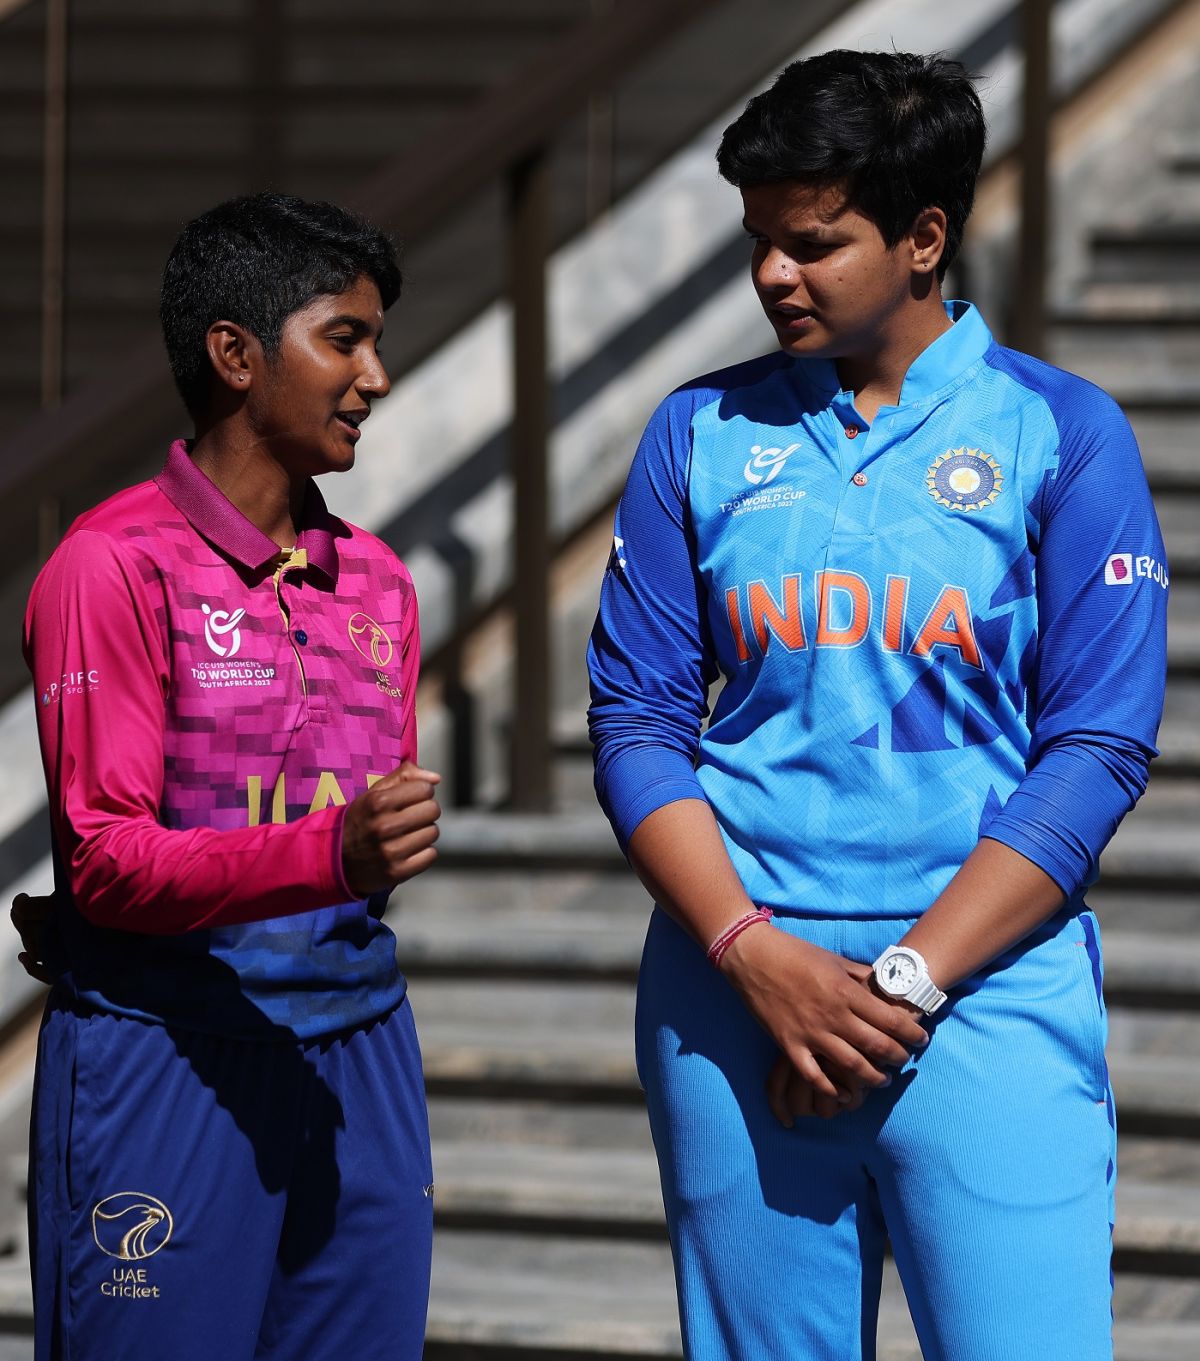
[744,443,801,486]
[927,448,1003,512]
[92,1192,174,1261]
[347,612,395,668]
[201,603,246,657]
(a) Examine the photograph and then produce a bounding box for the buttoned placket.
[272,548,311,712]
[826,395,889,540]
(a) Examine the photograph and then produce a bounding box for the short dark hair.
[717,50,985,279]
[160,193,402,420]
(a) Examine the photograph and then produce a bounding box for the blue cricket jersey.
[588,302,1168,915]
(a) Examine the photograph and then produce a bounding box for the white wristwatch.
[872,945,947,1015]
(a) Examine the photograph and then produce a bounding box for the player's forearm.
[626,798,758,948]
[67,806,353,933]
[896,837,1064,991]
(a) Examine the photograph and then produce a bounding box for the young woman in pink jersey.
[17,194,442,1361]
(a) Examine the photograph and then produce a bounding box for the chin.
[323,441,358,473]
[777,334,832,360]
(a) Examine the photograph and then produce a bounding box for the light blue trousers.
[636,907,1115,1361]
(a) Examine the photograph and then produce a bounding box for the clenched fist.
[341,762,442,896]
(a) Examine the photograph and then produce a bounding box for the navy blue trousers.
[29,991,433,1361]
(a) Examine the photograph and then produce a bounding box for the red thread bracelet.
[706,907,774,968]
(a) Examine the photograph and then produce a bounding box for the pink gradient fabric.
[24,441,420,1036]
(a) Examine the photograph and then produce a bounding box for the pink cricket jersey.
[24,441,420,1038]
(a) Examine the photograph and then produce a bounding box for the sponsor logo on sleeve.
[1105,552,1168,589]
[1104,553,1133,585]
[607,535,626,573]
[40,669,101,705]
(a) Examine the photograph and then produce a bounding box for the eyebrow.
[742,218,839,239]
[325,315,382,338]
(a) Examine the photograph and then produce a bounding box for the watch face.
[880,951,919,993]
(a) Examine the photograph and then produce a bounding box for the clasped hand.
[719,927,929,1125]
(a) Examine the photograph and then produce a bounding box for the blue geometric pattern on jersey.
[589,302,1168,915]
[990,548,1036,608]
[886,665,957,754]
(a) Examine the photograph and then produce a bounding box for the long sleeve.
[25,531,354,934]
[587,387,719,850]
[983,371,1169,896]
[397,564,421,764]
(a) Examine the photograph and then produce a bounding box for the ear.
[910,206,948,276]
[205,321,259,395]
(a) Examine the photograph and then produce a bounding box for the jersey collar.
[896,300,993,405]
[794,300,995,411]
[155,439,341,585]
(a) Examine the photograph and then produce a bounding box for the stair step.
[1089,222,1200,284]
[1065,284,1200,319]
[411,976,1200,1134]
[426,1109,1200,1271]
[430,799,1200,882]
[419,796,1200,896]
[1088,887,1200,936]
[425,1230,925,1361]
[394,875,1200,1006]
[1163,136,1200,174]
[1111,1055,1200,1138]
[1054,341,1200,397]
[426,1236,1200,1361]
[412,978,636,1101]
[1103,932,1200,1007]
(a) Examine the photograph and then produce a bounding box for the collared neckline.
[155,440,340,584]
[791,300,994,411]
[896,300,992,405]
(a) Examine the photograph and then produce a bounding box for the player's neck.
[835,293,953,426]
[188,428,305,550]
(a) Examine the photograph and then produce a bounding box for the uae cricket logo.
[92,1192,174,1261]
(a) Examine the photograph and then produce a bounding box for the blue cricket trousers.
[29,991,433,1361]
[636,908,1116,1361]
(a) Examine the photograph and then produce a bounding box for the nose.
[753,243,795,294]
[358,349,391,401]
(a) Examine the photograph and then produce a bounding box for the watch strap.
[904,974,947,1015]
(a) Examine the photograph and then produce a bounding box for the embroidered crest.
[927,448,1003,512]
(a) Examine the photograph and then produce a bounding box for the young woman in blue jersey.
[588,50,1168,1361]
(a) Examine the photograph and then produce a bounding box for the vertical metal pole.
[249,0,284,189]
[1012,0,1051,357]
[586,0,615,222]
[41,0,68,409]
[507,149,553,811]
[39,0,69,560]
